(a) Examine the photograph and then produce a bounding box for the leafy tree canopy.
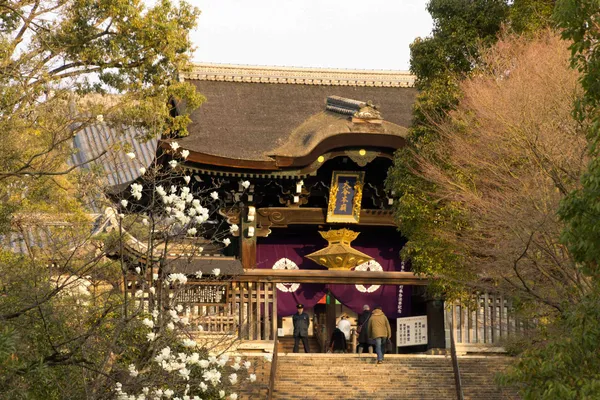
[0,0,203,231]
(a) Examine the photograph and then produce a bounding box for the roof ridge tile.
[184,63,415,88]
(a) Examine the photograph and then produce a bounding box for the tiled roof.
[71,123,158,187]
[176,64,417,165]
[185,63,415,88]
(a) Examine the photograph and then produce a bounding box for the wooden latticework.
[127,278,278,341]
[445,293,530,351]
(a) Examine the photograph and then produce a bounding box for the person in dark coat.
[329,325,347,353]
[292,303,310,353]
[357,304,374,354]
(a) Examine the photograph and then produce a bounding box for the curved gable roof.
[175,64,417,169]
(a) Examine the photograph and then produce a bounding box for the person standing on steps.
[329,323,347,353]
[368,305,391,364]
[338,313,351,341]
[357,304,373,355]
[292,303,310,353]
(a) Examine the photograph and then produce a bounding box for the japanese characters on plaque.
[396,316,428,347]
[175,284,228,305]
[326,171,365,223]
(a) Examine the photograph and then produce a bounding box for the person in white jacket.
[338,314,351,341]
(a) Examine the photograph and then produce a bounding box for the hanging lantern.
[305,229,373,270]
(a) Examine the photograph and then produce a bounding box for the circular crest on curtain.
[354,260,383,293]
[272,258,300,293]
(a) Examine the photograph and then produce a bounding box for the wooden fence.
[445,292,529,351]
[127,278,278,341]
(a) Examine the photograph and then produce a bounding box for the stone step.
[271,354,518,400]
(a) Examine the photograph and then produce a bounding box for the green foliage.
[556,0,600,273]
[500,288,600,399]
[388,0,560,297]
[510,0,556,34]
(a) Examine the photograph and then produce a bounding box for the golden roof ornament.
[305,229,373,270]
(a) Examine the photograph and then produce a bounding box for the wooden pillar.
[272,285,278,340]
[240,206,257,269]
[326,292,336,348]
[426,298,446,350]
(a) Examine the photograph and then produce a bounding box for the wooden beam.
[257,207,396,235]
[235,269,428,285]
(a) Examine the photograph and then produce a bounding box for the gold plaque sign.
[326,171,364,223]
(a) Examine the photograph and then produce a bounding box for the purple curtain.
[256,229,411,318]
[256,236,328,317]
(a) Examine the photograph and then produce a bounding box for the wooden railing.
[267,334,279,400]
[313,314,327,353]
[446,292,528,351]
[450,319,464,400]
[128,280,279,340]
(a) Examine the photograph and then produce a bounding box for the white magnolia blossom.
[139,167,146,174]
[212,268,221,277]
[168,309,179,323]
[130,183,143,200]
[195,270,203,279]
[181,149,190,159]
[146,332,156,342]
[156,186,167,196]
[264,353,273,362]
[248,373,257,382]
[229,224,239,234]
[176,304,184,312]
[96,114,104,122]
[187,227,197,236]
[149,287,156,295]
[128,364,139,377]
[170,142,180,151]
[179,367,191,380]
[184,176,191,184]
[135,290,143,298]
[229,373,238,384]
[219,390,226,398]
[164,388,174,398]
[135,266,141,274]
[152,309,159,319]
[182,338,197,348]
[199,359,210,369]
[126,152,136,159]
[153,273,159,280]
[241,180,250,189]
[223,238,231,247]
[120,199,128,207]
[168,273,188,285]
[180,316,190,326]
[244,361,252,369]
[142,318,154,329]
[231,363,241,371]
[203,369,222,386]
[210,191,219,200]
[168,160,178,169]
[118,213,125,219]
[142,218,149,225]
[167,322,175,331]
[199,382,208,392]
[230,394,238,400]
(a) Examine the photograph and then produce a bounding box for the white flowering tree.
[98,142,266,400]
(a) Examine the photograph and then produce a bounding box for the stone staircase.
[272,353,519,400]
[277,336,322,353]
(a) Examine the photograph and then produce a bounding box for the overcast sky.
[189,0,433,71]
